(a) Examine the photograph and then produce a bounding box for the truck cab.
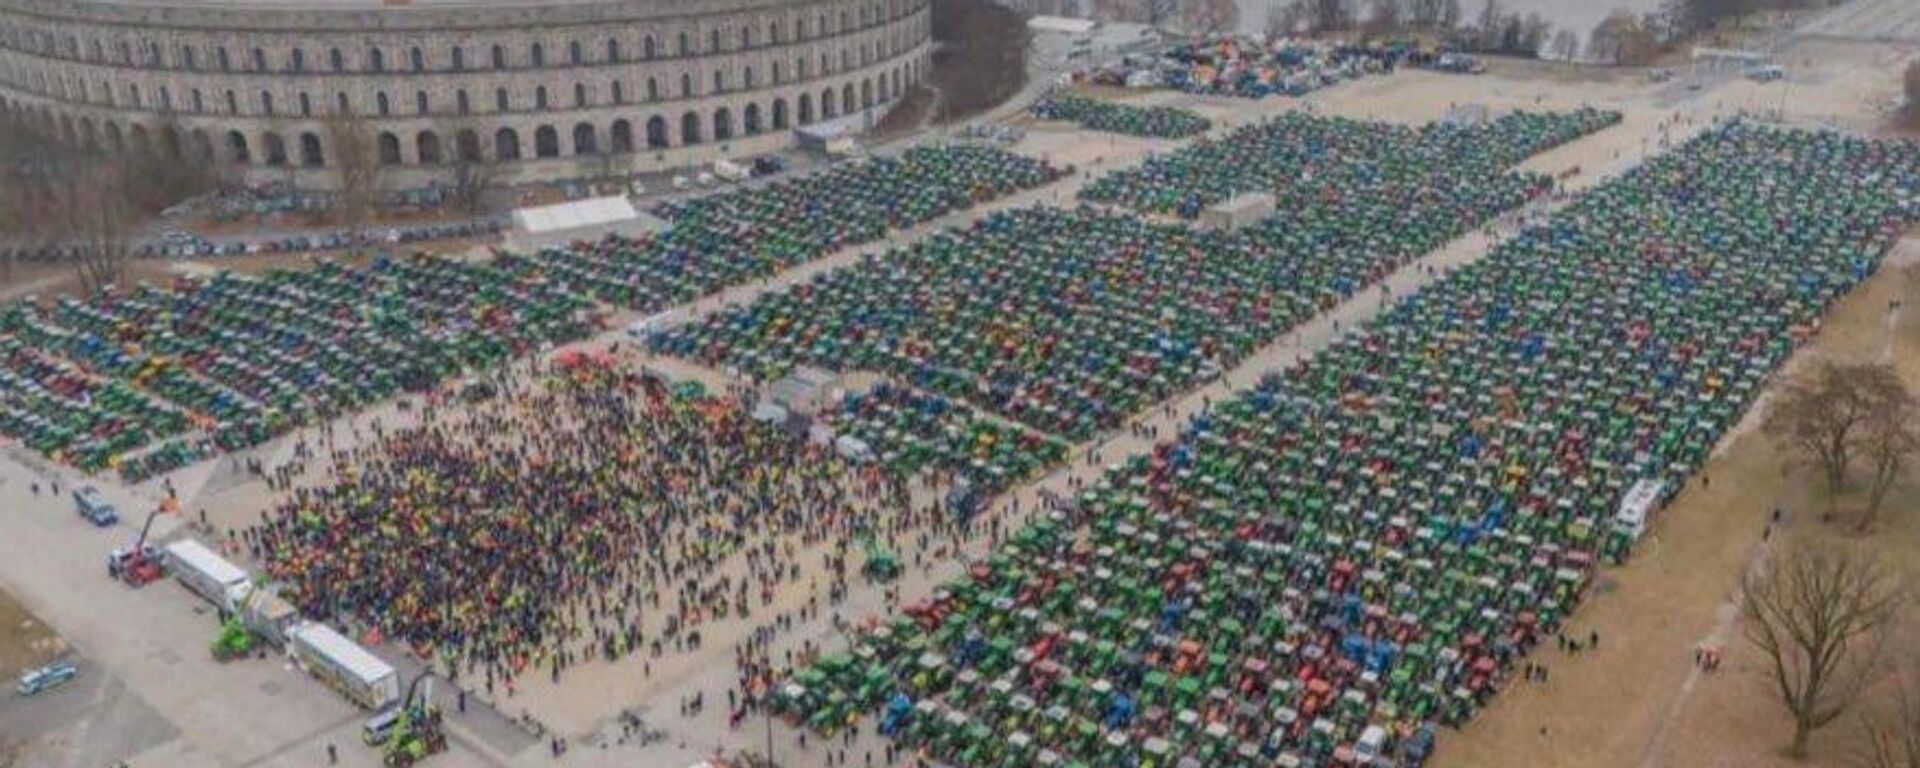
[72,486,118,527]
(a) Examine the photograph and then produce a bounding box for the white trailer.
[163,539,253,614]
[289,623,400,710]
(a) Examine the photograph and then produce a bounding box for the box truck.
[289,622,400,710]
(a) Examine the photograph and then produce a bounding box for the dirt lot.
[0,585,63,681]
[1436,243,1920,768]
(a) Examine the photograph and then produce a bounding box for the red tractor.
[107,507,167,587]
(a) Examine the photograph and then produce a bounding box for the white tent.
[508,195,656,249]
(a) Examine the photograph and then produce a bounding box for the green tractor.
[210,616,255,662]
[383,676,448,768]
[862,537,902,583]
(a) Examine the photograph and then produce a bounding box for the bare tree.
[1439,0,1461,28]
[1365,0,1405,35]
[1307,0,1354,32]
[1765,362,1907,519]
[1855,680,1920,768]
[1589,10,1661,65]
[1859,386,1918,529]
[1744,542,1904,760]
[1551,28,1582,60]
[323,114,382,258]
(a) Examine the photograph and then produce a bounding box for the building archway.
[377,131,402,165]
[225,130,250,163]
[262,132,288,165]
[455,130,481,162]
[744,103,762,135]
[713,108,733,141]
[773,98,789,130]
[416,131,442,164]
[646,116,669,148]
[610,119,634,153]
[572,122,597,155]
[682,112,702,145]
[494,127,521,160]
[799,93,814,125]
[534,125,560,157]
[300,132,324,166]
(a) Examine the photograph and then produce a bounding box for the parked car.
[16,661,77,696]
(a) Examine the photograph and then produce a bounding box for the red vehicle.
[107,507,167,587]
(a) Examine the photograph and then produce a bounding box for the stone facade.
[0,0,932,186]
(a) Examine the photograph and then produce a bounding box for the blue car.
[17,661,77,696]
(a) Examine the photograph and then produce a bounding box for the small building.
[1200,192,1276,232]
[767,366,841,416]
[507,195,662,250]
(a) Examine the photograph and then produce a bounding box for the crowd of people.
[246,357,979,696]
[776,121,1920,766]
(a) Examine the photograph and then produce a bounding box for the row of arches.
[1,62,918,171]
[15,36,925,123]
[0,0,925,76]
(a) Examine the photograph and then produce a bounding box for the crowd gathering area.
[771,124,1920,766]
[245,355,995,699]
[3,74,1918,768]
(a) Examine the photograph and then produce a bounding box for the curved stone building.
[0,0,932,186]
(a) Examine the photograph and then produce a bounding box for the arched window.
[535,85,548,109]
[713,107,733,141]
[416,131,441,164]
[492,44,506,69]
[260,90,274,116]
[329,48,343,72]
[457,89,470,115]
[251,47,266,71]
[680,73,693,97]
[299,92,311,117]
[368,48,384,73]
[646,116,669,148]
[681,111,701,144]
[709,29,721,53]
[290,49,305,72]
[494,128,520,160]
[744,66,755,89]
[300,133,323,167]
[192,88,205,112]
[263,132,287,165]
[530,42,544,67]
[410,47,424,71]
[226,130,249,163]
[644,36,656,59]
[217,47,231,71]
[534,125,559,157]
[568,40,582,65]
[606,38,621,62]
[377,131,401,165]
[224,89,237,113]
[337,92,351,114]
[677,32,690,56]
[571,122,596,155]
[573,82,587,108]
[416,90,429,115]
[611,81,625,104]
[713,70,724,93]
[183,47,197,70]
[495,87,509,111]
[451,47,465,71]
[647,77,660,101]
[456,130,481,162]
[376,91,390,116]
[610,120,633,153]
